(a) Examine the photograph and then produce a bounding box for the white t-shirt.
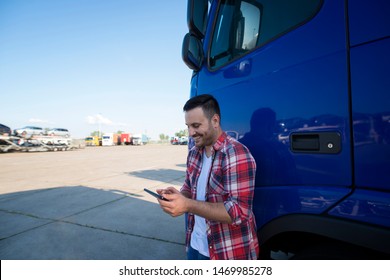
[190,150,212,257]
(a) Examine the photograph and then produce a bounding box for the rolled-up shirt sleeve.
[222,145,256,226]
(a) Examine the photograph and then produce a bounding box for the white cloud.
[28,118,53,124]
[86,114,128,127]
[86,114,110,125]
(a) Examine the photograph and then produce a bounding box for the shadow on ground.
[0,186,185,260]
[126,169,185,183]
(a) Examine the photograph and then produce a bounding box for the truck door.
[198,0,351,186]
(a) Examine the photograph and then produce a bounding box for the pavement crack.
[0,208,55,241]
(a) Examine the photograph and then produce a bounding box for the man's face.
[185,107,218,148]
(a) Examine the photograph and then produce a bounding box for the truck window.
[209,0,323,69]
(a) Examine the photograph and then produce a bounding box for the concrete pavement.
[0,144,188,259]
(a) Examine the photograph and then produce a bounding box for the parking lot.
[0,144,189,259]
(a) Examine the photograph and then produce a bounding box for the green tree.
[159,133,169,141]
[175,129,188,137]
[90,131,103,137]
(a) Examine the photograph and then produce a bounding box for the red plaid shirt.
[181,132,259,260]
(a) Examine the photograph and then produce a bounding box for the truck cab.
[182,0,390,259]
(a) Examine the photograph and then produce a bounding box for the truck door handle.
[291,134,319,151]
[290,132,341,154]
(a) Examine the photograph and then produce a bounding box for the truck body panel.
[120,133,132,145]
[350,39,390,190]
[102,133,120,146]
[348,0,390,46]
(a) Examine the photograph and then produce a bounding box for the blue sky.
[0,0,192,140]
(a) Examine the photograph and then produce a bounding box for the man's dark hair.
[183,94,221,120]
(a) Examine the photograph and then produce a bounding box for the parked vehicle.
[102,133,120,146]
[170,136,179,145]
[182,0,390,259]
[132,134,148,145]
[85,136,101,146]
[47,128,70,137]
[179,136,188,145]
[120,133,132,145]
[0,123,12,146]
[14,126,44,137]
[0,123,12,136]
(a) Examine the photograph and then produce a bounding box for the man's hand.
[156,187,188,217]
[157,187,232,224]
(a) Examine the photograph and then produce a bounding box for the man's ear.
[212,114,220,128]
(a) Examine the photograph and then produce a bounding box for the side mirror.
[187,0,208,38]
[182,33,204,71]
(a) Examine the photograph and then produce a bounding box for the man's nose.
[188,127,196,137]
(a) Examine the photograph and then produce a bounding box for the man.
[157,94,259,260]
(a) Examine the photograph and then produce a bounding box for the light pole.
[98,113,102,138]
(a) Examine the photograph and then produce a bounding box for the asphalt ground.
[0,144,189,260]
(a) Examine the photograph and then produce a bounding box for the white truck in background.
[132,134,148,145]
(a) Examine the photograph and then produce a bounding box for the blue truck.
[182,0,390,259]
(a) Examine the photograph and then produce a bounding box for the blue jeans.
[187,246,210,260]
